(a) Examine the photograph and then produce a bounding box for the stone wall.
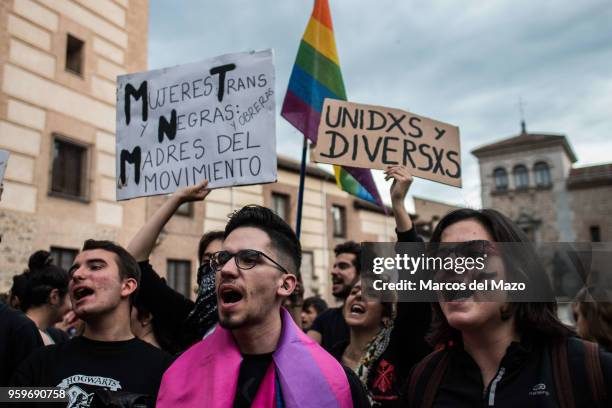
[569,185,612,242]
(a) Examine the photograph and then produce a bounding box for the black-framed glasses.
[210,249,289,274]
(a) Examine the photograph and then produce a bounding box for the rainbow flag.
[281,0,383,206]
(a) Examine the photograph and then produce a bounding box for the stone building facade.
[0,0,150,288]
[0,0,446,304]
[412,196,460,239]
[472,127,612,243]
[0,0,401,303]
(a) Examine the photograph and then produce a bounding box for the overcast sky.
[148,0,612,210]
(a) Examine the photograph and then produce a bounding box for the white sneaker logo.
[529,383,550,397]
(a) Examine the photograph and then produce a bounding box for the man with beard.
[11,240,173,408]
[156,205,369,407]
[307,241,361,352]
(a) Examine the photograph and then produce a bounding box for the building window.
[272,193,290,223]
[513,165,529,189]
[65,34,84,76]
[534,162,551,187]
[50,247,79,271]
[493,168,508,191]
[590,226,601,242]
[331,205,346,238]
[302,251,315,296]
[167,260,192,297]
[51,137,88,199]
[176,202,194,217]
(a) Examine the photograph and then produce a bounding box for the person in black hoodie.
[403,208,612,408]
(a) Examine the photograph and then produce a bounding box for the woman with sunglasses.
[404,208,612,407]
[127,180,224,352]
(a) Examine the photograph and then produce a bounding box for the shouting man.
[156,205,368,407]
[11,240,173,408]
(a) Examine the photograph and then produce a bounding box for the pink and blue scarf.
[156,308,353,408]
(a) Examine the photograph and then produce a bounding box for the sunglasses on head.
[210,249,289,274]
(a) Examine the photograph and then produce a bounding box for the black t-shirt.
[234,353,273,408]
[11,336,174,408]
[47,327,70,344]
[310,306,350,353]
[231,352,370,407]
[0,302,43,386]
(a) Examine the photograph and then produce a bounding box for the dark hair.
[197,230,224,265]
[334,241,362,273]
[303,296,328,314]
[427,208,572,346]
[81,240,141,304]
[133,297,180,354]
[574,288,612,352]
[10,273,29,309]
[17,251,69,312]
[224,205,301,274]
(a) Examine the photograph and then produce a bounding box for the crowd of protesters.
[0,166,611,407]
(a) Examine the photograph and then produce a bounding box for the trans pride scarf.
[156,308,353,408]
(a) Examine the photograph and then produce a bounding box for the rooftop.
[471,132,577,163]
[567,163,612,189]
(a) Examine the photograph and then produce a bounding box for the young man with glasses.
[157,205,369,407]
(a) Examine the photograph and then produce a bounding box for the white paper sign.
[0,149,9,185]
[116,49,276,200]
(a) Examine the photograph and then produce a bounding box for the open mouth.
[73,287,95,302]
[332,276,343,285]
[349,303,366,315]
[219,286,244,305]
[442,288,474,302]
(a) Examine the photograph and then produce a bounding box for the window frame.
[65,34,85,77]
[301,250,317,297]
[271,192,290,223]
[590,226,601,242]
[48,134,90,202]
[513,164,530,190]
[166,259,192,298]
[534,161,552,187]
[493,167,508,191]
[50,246,79,271]
[331,204,347,238]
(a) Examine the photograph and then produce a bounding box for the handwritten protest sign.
[312,99,461,187]
[116,49,276,200]
[0,149,9,185]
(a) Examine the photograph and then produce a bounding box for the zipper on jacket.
[487,366,506,406]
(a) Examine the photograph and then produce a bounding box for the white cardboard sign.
[116,49,276,200]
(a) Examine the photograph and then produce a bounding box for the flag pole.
[295,136,308,239]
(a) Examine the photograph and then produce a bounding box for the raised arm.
[127,180,210,262]
[385,165,414,233]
